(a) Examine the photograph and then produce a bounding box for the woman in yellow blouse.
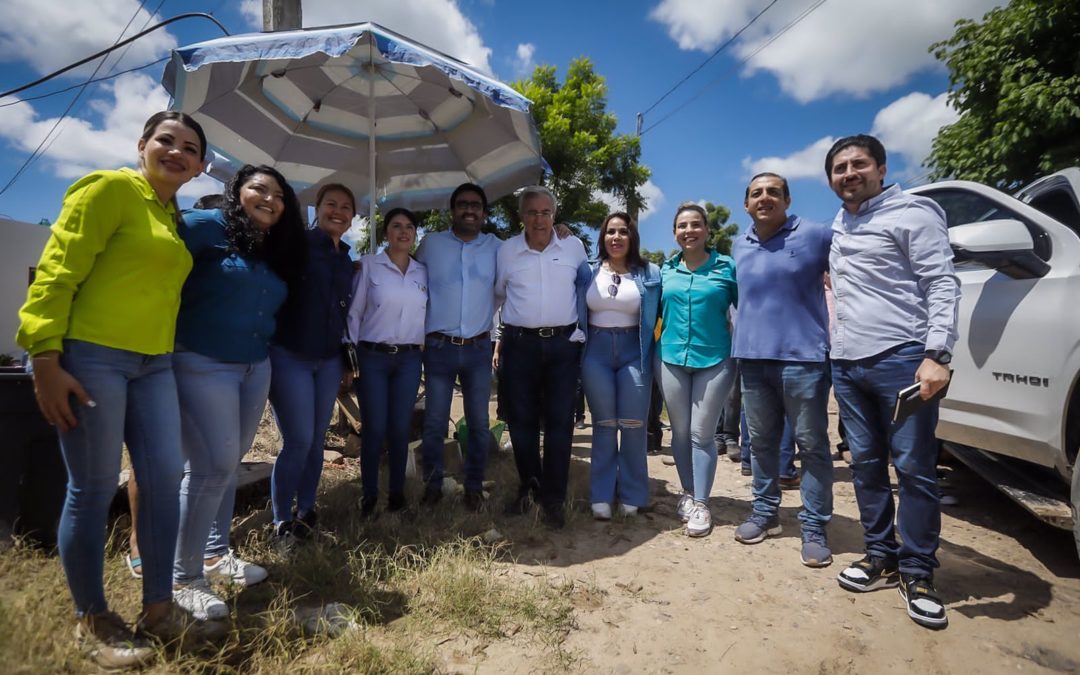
[16,111,207,669]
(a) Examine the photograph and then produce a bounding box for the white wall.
[1,219,52,358]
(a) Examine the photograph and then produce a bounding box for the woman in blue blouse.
[346,208,427,517]
[656,203,738,538]
[579,212,661,519]
[171,165,306,620]
[269,183,356,548]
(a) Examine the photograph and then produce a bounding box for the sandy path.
[435,396,1080,674]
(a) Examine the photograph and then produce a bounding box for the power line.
[0,13,229,100]
[641,0,780,118]
[0,58,169,108]
[0,1,152,197]
[641,0,827,136]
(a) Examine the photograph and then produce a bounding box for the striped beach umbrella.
[162,22,545,246]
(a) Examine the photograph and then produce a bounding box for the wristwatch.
[924,349,952,365]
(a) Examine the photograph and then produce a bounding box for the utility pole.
[263,0,302,31]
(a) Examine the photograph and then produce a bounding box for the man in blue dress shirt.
[415,183,501,510]
[826,134,959,630]
[730,173,834,568]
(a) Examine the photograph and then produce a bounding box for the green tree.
[421,58,652,246]
[640,247,672,266]
[508,58,651,243]
[704,201,739,255]
[927,0,1080,188]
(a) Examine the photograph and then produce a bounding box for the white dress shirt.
[495,229,586,337]
[347,252,428,345]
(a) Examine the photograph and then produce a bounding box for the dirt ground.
[412,393,1080,674]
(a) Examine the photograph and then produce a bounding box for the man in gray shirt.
[826,134,959,630]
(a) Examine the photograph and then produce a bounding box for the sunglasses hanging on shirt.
[607,272,622,298]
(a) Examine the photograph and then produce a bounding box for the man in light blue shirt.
[415,183,501,510]
[729,173,834,568]
[826,134,959,630]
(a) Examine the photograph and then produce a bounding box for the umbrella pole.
[368,64,377,254]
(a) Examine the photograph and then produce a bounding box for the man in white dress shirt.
[495,186,588,528]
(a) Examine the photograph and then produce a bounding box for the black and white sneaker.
[837,555,899,592]
[899,573,948,629]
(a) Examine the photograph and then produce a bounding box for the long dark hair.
[598,211,645,272]
[222,164,306,283]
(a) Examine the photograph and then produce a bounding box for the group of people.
[15,108,958,669]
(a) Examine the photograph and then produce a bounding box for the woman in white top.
[346,207,427,516]
[579,212,662,519]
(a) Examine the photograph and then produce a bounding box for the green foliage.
[423,59,651,248]
[703,201,739,255]
[927,0,1080,189]
[511,59,651,238]
[639,248,672,266]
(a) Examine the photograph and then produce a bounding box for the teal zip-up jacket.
[658,250,737,368]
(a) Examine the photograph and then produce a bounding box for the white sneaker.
[204,549,268,587]
[173,578,228,621]
[686,502,712,538]
[591,503,612,520]
[676,494,694,523]
[619,504,638,517]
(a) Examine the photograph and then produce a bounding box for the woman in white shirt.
[580,212,662,519]
[346,208,427,517]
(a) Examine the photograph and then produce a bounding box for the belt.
[358,341,421,354]
[428,331,490,346]
[503,323,576,338]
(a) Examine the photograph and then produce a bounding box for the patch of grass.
[0,460,582,673]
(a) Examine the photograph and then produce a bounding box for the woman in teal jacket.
[656,202,738,538]
[578,212,662,519]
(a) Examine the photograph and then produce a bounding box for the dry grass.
[0,421,585,674]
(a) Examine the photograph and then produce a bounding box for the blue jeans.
[655,357,736,502]
[581,327,651,508]
[56,340,183,616]
[173,352,270,583]
[420,337,493,492]
[740,360,833,533]
[356,347,423,500]
[740,411,797,478]
[269,345,343,524]
[502,331,581,508]
[832,342,941,576]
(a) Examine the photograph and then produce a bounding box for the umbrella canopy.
[162,22,545,227]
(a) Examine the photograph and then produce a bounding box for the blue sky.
[0,0,1005,253]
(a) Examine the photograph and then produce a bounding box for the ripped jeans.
[581,327,652,507]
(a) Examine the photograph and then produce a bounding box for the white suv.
[908,168,1080,557]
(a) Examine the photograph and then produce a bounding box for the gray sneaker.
[734,513,782,544]
[173,578,228,621]
[686,502,712,537]
[675,494,694,523]
[800,530,833,567]
[726,443,741,462]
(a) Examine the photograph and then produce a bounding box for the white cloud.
[649,0,1004,102]
[638,179,667,222]
[243,0,494,74]
[513,43,536,78]
[0,73,172,180]
[742,136,836,182]
[592,179,666,223]
[871,92,958,174]
[0,0,176,77]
